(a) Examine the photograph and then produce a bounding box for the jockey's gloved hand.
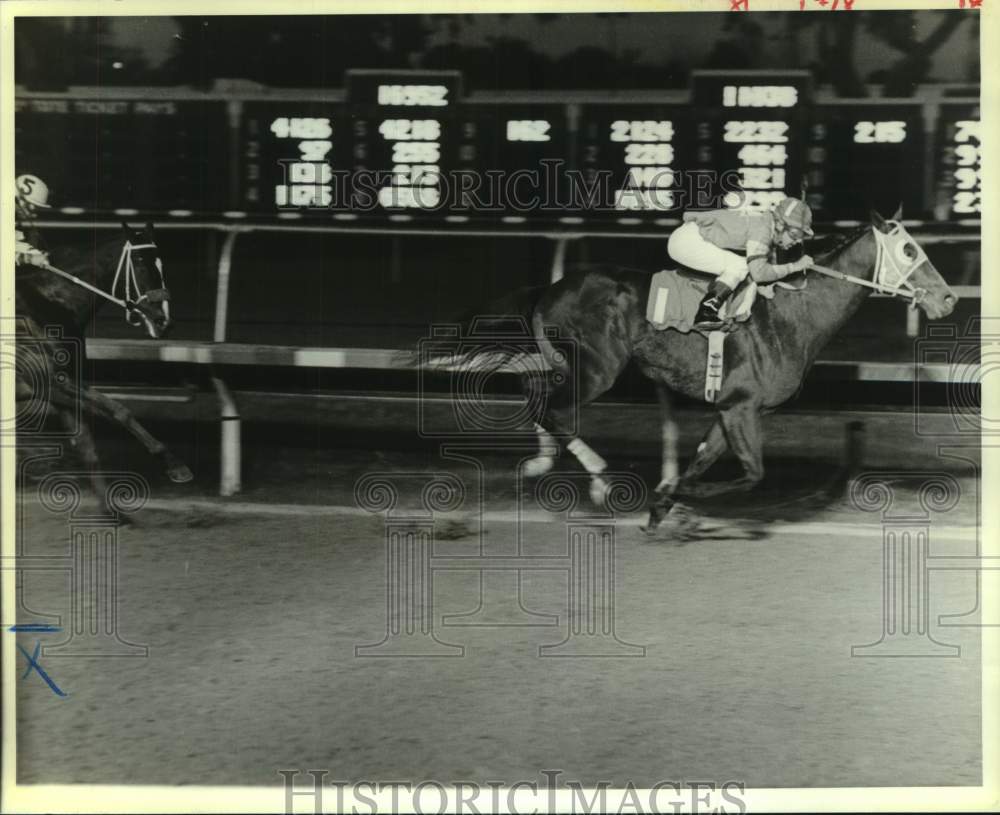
[793,255,814,272]
[17,249,49,267]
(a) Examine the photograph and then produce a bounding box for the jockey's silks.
[682,208,799,283]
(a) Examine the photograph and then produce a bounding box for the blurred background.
[16,11,980,95]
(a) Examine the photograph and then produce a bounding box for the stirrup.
[693,308,725,329]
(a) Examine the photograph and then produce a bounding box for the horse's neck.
[782,231,875,357]
[88,239,124,292]
[45,239,123,325]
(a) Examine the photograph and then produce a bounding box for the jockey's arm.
[15,233,49,267]
[745,221,803,283]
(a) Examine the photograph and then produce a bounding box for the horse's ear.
[891,203,903,221]
[120,221,132,235]
[869,209,887,231]
[144,221,155,237]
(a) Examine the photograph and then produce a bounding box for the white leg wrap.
[589,476,610,507]
[533,423,558,457]
[567,437,607,475]
[522,423,558,478]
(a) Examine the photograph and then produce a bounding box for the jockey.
[668,196,815,329]
[15,173,52,269]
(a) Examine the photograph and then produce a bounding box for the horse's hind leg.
[517,371,559,478]
[58,383,193,483]
[51,407,119,519]
[533,357,620,506]
[522,422,559,478]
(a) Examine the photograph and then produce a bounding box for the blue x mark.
[10,625,67,698]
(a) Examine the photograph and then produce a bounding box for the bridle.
[111,241,170,326]
[806,221,930,306]
[37,240,170,325]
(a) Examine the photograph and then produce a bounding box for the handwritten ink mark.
[11,626,68,697]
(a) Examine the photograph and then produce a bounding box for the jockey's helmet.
[15,174,52,219]
[773,196,814,239]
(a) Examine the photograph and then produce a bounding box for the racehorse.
[15,222,192,517]
[437,208,958,531]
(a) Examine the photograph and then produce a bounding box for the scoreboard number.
[737,144,787,166]
[853,121,907,144]
[626,167,675,188]
[298,140,332,161]
[270,117,332,139]
[391,142,441,163]
[610,120,674,142]
[947,117,981,215]
[506,120,552,142]
[723,121,789,144]
[954,120,980,142]
[722,85,798,108]
[377,84,449,107]
[955,144,980,166]
[624,144,675,165]
[955,167,980,191]
[379,119,442,141]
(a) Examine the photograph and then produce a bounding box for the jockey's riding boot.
[693,280,733,329]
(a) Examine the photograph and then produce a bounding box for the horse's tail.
[396,283,549,374]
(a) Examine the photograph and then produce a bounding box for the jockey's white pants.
[667,222,749,290]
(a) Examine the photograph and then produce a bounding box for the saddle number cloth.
[645,268,770,333]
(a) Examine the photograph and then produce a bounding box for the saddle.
[645,268,778,403]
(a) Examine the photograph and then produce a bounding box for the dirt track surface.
[13,450,982,790]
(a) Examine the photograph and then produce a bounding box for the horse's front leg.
[54,381,193,483]
[675,402,764,499]
[645,417,728,531]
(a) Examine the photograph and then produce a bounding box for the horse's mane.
[808,222,871,266]
[53,232,127,276]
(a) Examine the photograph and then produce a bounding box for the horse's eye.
[902,243,918,260]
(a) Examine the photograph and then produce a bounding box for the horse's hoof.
[164,456,194,484]
[521,456,554,479]
[589,476,609,506]
[641,506,666,534]
[167,465,194,484]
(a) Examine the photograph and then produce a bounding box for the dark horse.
[15,223,192,515]
[442,208,958,530]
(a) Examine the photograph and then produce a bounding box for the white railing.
[34,218,981,497]
[36,218,981,343]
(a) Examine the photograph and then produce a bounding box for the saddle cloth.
[645,268,775,333]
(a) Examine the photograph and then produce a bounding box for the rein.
[37,241,168,322]
[807,223,928,306]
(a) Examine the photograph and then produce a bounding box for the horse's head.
[117,222,171,338]
[870,206,958,320]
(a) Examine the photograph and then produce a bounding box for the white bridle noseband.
[808,221,929,305]
[111,241,170,325]
[870,221,930,304]
[37,240,169,325]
